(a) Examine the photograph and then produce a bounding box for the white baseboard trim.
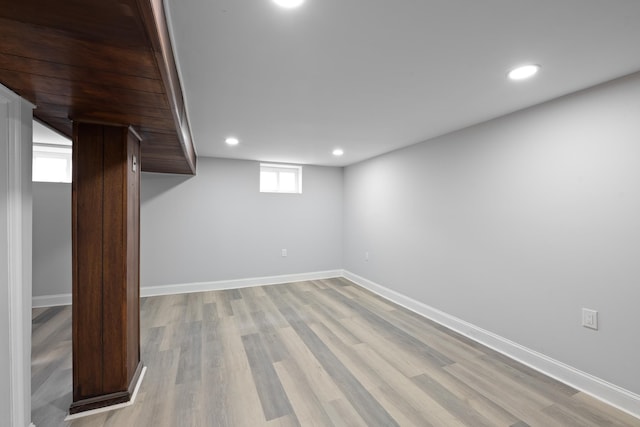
[140,269,343,298]
[342,270,640,420]
[32,270,344,307]
[32,293,72,308]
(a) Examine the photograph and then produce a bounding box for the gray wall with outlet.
[32,158,343,295]
[343,73,640,395]
[139,157,343,286]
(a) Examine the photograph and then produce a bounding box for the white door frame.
[1,83,35,427]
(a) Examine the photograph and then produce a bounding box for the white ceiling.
[33,120,71,146]
[165,0,640,167]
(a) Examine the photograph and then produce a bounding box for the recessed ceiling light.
[508,64,540,81]
[332,148,344,157]
[225,137,239,146]
[272,0,305,9]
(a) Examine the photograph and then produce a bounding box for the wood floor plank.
[309,280,329,290]
[32,366,72,426]
[485,351,578,397]
[31,278,640,426]
[571,392,640,427]
[305,286,357,320]
[69,412,109,427]
[33,305,66,325]
[218,316,266,427]
[239,287,266,314]
[445,362,566,426]
[32,306,71,352]
[175,321,203,385]
[184,292,204,323]
[335,284,398,312]
[168,293,189,325]
[259,300,292,330]
[381,306,487,362]
[324,399,368,427]
[199,318,230,426]
[230,297,259,336]
[306,302,362,346]
[276,326,345,403]
[32,340,71,392]
[32,306,48,320]
[373,383,439,427]
[349,342,467,427]
[461,356,556,409]
[277,306,399,427]
[264,285,290,310]
[202,302,218,323]
[342,316,439,377]
[273,358,336,426]
[410,371,500,427]
[158,321,182,352]
[143,348,180,389]
[411,370,521,426]
[144,295,168,328]
[542,403,604,427]
[477,353,624,426]
[308,322,390,392]
[242,333,294,421]
[213,290,235,318]
[322,287,456,367]
[251,310,289,363]
[265,413,302,427]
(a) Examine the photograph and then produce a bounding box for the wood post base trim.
[68,362,145,417]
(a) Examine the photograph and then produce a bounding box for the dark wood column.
[70,122,143,415]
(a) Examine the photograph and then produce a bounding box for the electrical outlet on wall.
[365,251,369,262]
[582,308,598,330]
[281,249,287,257]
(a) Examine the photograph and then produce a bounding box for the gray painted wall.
[32,157,343,296]
[140,157,343,286]
[343,73,640,395]
[33,182,71,297]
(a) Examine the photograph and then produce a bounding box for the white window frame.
[32,143,72,183]
[260,163,302,194]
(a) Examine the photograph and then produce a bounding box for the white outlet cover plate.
[582,308,598,330]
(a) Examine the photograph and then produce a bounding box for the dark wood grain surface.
[0,0,196,174]
[70,123,142,414]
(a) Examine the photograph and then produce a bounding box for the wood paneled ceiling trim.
[0,0,197,175]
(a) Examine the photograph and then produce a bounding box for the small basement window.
[33,144,72,183]
[260,163,302,194]
[32,120,72,183]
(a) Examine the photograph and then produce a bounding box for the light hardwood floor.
[32,278,640,426]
